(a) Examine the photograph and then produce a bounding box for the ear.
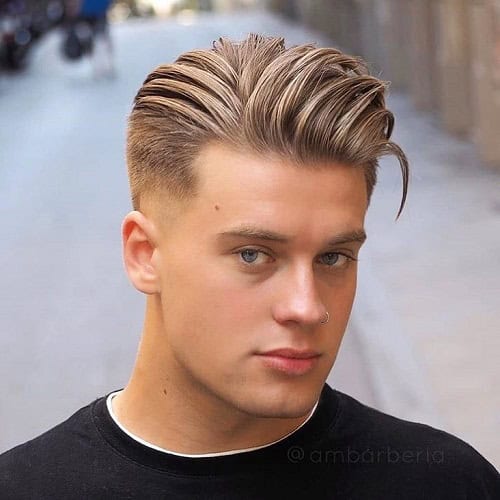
[121,210,162,295]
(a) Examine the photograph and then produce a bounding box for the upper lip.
[258,348,321,359]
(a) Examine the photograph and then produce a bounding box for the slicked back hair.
[126,34,409,221]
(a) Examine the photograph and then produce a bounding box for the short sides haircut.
[126,34,409,219]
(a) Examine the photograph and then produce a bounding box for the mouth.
[255,348,322,376]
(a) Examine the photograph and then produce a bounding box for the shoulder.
[332,388,488,457]
[325,387,499,497]
[0,398,101,495]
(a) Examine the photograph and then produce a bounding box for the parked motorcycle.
[0,0,64,70]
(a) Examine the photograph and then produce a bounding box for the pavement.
[0,8,498,469]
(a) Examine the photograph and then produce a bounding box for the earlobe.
[121,211,161,295]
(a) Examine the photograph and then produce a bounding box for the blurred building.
[268,0,500,168]
[108,0,260,19]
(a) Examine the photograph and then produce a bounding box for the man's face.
[153,143,368,419]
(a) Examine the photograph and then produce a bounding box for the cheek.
[160,256,259,352]
[177,253,265,318]
[327,271,358,326]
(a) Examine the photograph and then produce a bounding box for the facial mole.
[163,389,167,396]
[214,204,220,211]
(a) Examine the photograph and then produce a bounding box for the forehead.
[194,142,365,206]
[172,143,368,245]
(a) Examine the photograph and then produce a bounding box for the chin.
[234,389,320,419]
[249,401,315,420]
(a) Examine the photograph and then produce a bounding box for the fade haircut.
[126,33,409,221]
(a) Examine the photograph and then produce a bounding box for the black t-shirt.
[0,384,498,499]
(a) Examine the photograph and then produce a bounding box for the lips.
[259,348,320,359]
[256,348,321,375]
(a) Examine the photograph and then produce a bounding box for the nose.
[271,263,327,327]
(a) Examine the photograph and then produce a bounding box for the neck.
[112,296,315,455]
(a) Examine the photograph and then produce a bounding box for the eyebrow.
[216,225,367,246]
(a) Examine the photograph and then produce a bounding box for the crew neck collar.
[91,383,339,476]
[106,390,319,458]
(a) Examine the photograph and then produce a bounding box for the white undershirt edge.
[106,390,319,458]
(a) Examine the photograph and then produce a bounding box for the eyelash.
[234,248,358,271]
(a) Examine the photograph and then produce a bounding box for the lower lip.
[257,355,320,376]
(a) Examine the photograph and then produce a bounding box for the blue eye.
[240,249,260,264]
[321,253,340,266]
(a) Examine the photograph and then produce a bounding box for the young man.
[1,34,498,498]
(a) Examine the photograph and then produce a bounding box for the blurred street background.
[1,0,499,469]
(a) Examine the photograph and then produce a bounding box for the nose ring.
[320,311,330,324]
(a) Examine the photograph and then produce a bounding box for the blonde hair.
[126,34,409,219]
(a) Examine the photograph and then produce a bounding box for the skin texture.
[113,143,368,454]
